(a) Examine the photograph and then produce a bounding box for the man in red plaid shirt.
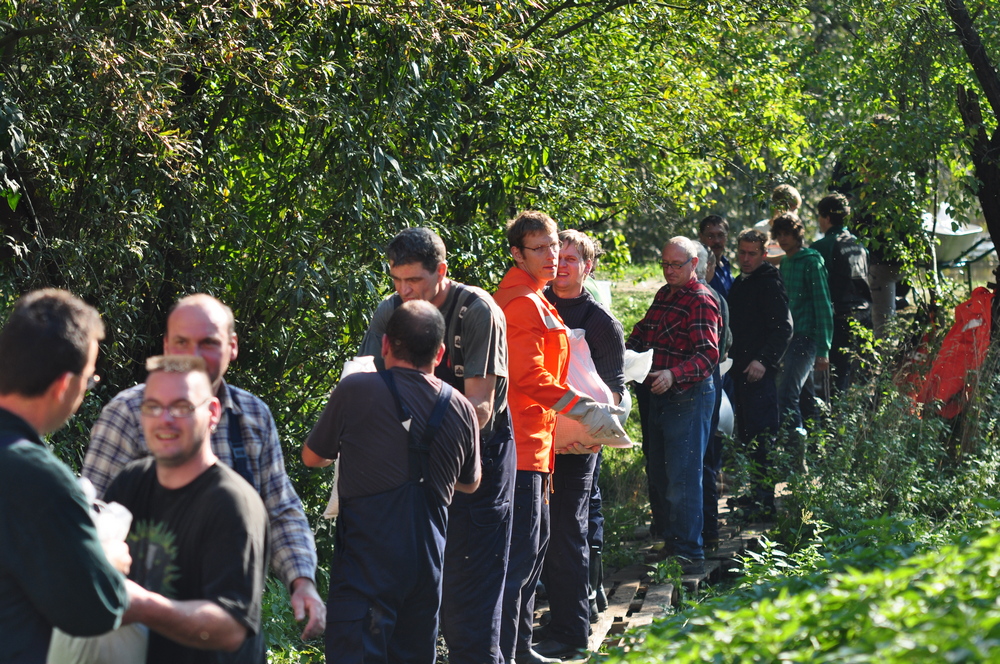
[626,237,720,573]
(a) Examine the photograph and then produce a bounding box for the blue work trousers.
[499,470,550,660]
[541,453,596,648]
[702,366,724,541]
[441,413,516,664]
[587,450,604,549]
[646,378,715,560]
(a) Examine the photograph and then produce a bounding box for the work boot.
[589,546,607,617]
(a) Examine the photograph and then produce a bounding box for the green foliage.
[602,518,1000,663]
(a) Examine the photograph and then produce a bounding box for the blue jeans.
[646,378,715,560]
[777,335,816,432]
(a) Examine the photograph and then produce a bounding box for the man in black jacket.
[726,229,793,519]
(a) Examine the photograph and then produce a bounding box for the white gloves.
[564,394,628,440]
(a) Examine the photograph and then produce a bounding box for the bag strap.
[226,393,258,491]
[0,433,21,449]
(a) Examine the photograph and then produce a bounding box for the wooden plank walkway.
[531,494,774,656]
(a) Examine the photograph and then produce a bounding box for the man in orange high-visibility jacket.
[493,210,625,664]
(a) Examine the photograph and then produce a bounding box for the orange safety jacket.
[494,267,581,473]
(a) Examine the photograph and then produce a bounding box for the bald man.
[82,294,324,639]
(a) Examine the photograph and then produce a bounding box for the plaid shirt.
[626,277,720,390]
[780,247,834,357]
[82,380,317,588]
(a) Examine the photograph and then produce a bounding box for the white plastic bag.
[554,329,633,450]
[322,356,378,518]
[623,348,654,383]
[48,480,148,664]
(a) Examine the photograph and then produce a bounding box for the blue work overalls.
[324,371,453,664]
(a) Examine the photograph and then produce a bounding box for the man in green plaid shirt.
[770,213,834,435]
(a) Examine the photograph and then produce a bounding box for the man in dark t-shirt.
[106,355,269,664]
[304,300,481,664]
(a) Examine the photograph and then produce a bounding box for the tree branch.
[944,0,1000,121]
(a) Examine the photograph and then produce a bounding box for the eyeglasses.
[140,397,211,419]
[661,257,693,271]
[86,374,100,392]
[522,242,560,254]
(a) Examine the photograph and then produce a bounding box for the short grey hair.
[665,236,699,260]
[694,243,709,280]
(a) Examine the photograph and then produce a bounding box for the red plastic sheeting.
[916,287,994,419]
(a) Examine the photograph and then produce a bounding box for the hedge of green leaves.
[604,517,1000,663]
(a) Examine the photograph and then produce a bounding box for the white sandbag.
[718,389,734,438]
[48,482,146,664]
[323,356,378,518]
[623,349,654,383]
[555,329,633,450]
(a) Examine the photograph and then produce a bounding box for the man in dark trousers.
[0,289,131,663]
[538,229,626,658]
[304,300,482,664]
[726,229,793,519]
[106,355,270,663]
[627,237,720,573]
[359,228,513,664]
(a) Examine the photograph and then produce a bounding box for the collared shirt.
[709,254,734,298]
[780,247,835,357]
[626,276,720,390]
[82,380,316,587]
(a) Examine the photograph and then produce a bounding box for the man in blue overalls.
[304,300,482,663]
[359,227,515,664]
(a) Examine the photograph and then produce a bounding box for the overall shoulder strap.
[379,369,413,431]
[226,396,257,491]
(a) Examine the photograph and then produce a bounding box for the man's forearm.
[124,581,248,652]
[463,375,497,430]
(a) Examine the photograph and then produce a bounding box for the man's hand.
[743,360,766,382]
[103,540,132,575]
[290,577,325,640]
[564,395,628,440]
[557,442,602,455]
[814,356,830,371]
[648,369,674,395]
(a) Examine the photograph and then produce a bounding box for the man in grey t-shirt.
[358,228,514,664]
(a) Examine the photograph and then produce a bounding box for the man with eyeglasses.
[358,227,514,664]
[103,355,269,663]
[493,211,625,664]
[627,237,720,575]
[0,289,133,663]
[82,294,324,640]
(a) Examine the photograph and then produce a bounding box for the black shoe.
[515,647,561,664]
[533,638,586,660]
[676,556,705,576]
